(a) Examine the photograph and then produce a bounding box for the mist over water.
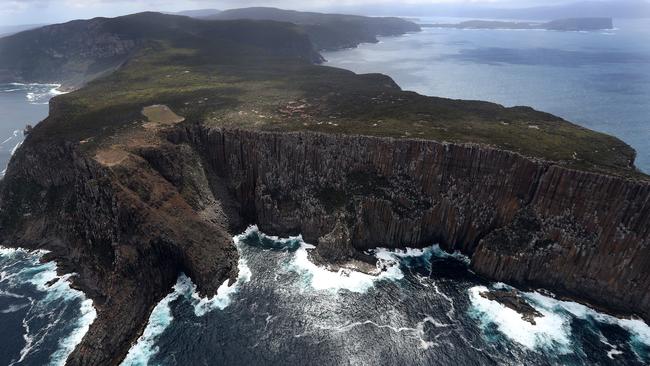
[323,18,650,172]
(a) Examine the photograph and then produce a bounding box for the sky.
[0,0,627,26]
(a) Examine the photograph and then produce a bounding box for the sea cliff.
[1,112,648,365]
[176,126,650,321]
[0,11,647,366]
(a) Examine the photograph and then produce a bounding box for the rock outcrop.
[174,126,650,322]
[479,289,544,325]
[1,119,648,365]
[0,137,238,365]
[0,11,647,366]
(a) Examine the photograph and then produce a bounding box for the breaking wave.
[122,234,253,365]
[1,83,65,105]
[469,282,650,360]
[468,285,572,351]
[121,276,190,366]
[239,226,469,294]
[0,246,96,366]
[287,242,404,293]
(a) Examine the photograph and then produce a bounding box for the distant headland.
[423,17,614,31]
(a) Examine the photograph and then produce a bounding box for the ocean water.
[1,21,650,366]
[0,83,61,173]
[120,227,650,365]
[0,248,95,366]
[323,18,650,172]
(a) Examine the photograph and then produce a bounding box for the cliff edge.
[0,12,647,366]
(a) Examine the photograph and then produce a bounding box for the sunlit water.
[2,21,650,365]
[120,227,650,365]
[323,18,650,172]
[0,83,61,173]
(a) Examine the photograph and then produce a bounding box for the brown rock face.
[0,139,238,365]
[0,123,648,365]
[175,126,650,322]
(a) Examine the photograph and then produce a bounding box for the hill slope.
[0,12,321,86]
[207,7,421,50]
[0,11,647,366]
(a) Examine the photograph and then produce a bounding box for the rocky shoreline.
[0,10,647,365]
[0,118,648,365]
[479,289,544,325]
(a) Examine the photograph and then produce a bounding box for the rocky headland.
[0,10,647,366]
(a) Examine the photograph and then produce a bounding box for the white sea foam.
[468,285,573,351]
[124,233,254,364]
[430,244,471,265]
[1,246,96,366]
[11,140,23,155]
[376,246,432,259]
[237,226,406,293]
[286,242,403,293]
[470,282,650,359]
[1,82,65,105]
[123,234,254,364]
[49,297,96,366]
[191,255,252,316]
[123,261,251,365]
[0,246,26,257]
[265,225,469,293]
[238,224,303,249]
[121,276,190,366]
[1,130,21,145]
[523,290,650,358]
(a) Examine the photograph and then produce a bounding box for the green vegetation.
[206,7,421,50]
[19,12,642,178]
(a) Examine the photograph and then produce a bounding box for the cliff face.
[0,12,323,86]
[174,126,650,321]
[0,135,238,365]
[1,121,648,365]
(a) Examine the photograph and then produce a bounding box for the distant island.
[423,17,614,31]
[0,9,647,366]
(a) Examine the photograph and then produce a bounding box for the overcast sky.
[0,0,620,26]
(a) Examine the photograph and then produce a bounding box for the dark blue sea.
[1,18,650,365]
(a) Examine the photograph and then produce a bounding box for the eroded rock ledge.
[0,124,648,365]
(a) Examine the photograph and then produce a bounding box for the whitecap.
[121,276,190,366]
[1,247,96,365]
[286,243,403,293]
[191,255,252,316]
[523,290,650,359]
[49,298,96,366]
[11,140,23,155]
[468,285,573,352]
[1,130,21,145]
